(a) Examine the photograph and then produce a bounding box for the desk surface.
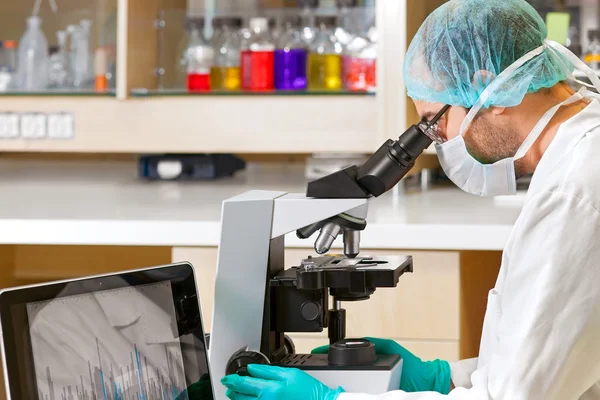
[0,160,523,250]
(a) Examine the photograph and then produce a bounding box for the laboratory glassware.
[241,17,275,91]
[16,16,49,91]
[211,17,243,91]
[70,20,94,89]
[275,16,308,91]
[94,46,108,92]
[343,9,376,91]
[184,17,213,92]
[299,0,319,46]
[335,0,357,46]
[308,15,343,91]
[210,17,224,47]
[585,30,600,72]
[48,30,72,89]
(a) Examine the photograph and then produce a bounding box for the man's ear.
[490,106,507,115]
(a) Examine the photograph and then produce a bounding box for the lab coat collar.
[528,95,600,196]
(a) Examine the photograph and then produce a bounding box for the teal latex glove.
[312,337,451,394]
[221,364,344,400]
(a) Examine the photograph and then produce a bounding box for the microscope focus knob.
[301,301,322,321]
[328,338,376,366]
[226,351,270,376]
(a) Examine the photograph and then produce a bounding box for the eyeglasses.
[418,104,450,144]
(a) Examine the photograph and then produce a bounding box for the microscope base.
[279,354,403,394]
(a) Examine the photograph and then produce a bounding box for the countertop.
[0,160,524,250]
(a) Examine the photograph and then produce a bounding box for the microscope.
[209,107,449,399]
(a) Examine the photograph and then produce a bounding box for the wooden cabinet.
[172,246,475,362]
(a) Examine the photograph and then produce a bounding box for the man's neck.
[516,89,588,176]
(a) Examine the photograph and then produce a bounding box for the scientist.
[221,0,600,399]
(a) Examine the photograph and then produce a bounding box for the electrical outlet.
[48,113,74,139]
[0,113,19,138]
[20,113,47,139]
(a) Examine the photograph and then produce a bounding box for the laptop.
[0,262,213,400]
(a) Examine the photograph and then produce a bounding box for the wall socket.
[21,113,47,139]
[48,113,74,139]
[0,112,74,140]
[0,113,19,138]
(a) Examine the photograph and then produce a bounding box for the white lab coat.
[339,97,600,400]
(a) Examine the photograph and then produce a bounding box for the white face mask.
[435,40,600,197]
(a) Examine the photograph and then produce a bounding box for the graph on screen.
[39,338,187,400]
[27,282,188,400]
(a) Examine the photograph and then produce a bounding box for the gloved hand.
[221,364,344,400]
[313,337,451,394]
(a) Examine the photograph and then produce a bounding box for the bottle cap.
[315,15,337,29]
[219,17,243,29]
[249,17,269,32]
[80,19,93,32]
[336,0,358,7]
[3,40,16,49]
[283,15,302,28]
[186,17,205,30]
[298,0,319,8]
[48,45,59,55]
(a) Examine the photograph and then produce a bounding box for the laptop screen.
[0,263,213,400]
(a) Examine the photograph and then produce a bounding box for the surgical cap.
[404,0,574,108]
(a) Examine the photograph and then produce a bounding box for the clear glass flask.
[16,16,49,91]
[299,0,319,46]
[48,30,72,89]
[585,30,600,72]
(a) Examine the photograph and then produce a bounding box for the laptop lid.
[0,262,213,400]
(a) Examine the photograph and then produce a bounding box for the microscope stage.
[270,255,413,301]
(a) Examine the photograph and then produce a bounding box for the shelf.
[0,95,378,154]
[0,90,116,97]
[130,89,375,97]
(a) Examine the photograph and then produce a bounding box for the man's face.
[413,100,522,164]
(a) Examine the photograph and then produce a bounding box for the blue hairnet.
[403,0,574,108]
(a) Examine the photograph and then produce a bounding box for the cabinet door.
[172,246,460,344]
[285,249,460,341]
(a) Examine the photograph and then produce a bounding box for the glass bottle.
[184,17,214,92]
[299,0,319,46]
[275,16,308,91]
[308,16,343,91]
[48,30,72,89]
[0,40,17,92]
[343,9,376,92]
[241,17,275,91]
[16,16,49,91]
[210,17,242,91]
[585,30,600,72]
[335,0,357,46]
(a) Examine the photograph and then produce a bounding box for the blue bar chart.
[27,282,188,400]
[37,338,187,400]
